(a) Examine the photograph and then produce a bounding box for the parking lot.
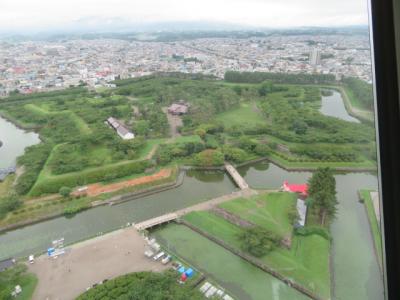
[28,227,168,300]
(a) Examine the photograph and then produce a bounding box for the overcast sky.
[0,0,369,32]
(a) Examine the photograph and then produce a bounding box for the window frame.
[369,0,400,299]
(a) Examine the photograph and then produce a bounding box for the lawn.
[219,192,297,237]
[182,192,331,299]
[359,189,383,268]
[215,102,265,127]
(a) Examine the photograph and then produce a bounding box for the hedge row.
[30,159,152,196]
[294,226,332,241]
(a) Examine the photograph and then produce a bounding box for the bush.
[237,226,280,257]
[77,270,203,300]
[294,226,332,241]
[59,186,72,197]
[223,146,248,163]
[192,149,224,167]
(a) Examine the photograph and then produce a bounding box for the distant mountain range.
[0,19,368,42]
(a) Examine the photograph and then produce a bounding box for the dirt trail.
[162,107,182,138]
[79,169,172,197]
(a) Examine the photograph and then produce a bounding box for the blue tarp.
[178,266,185,274]
[47,248,55,256]
[185,268,194,278]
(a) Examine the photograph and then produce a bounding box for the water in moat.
[0,116,40,169]
[0,114,384,299]
[320,89,360,123]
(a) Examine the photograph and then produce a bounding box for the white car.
[28,255,34,264]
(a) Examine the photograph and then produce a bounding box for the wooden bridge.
[134,213,178,230]
[224,163,249,190]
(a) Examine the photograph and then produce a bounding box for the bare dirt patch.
[81,169,172,197]
[28,227,168,300]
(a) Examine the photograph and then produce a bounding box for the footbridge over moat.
[224,162,249,190]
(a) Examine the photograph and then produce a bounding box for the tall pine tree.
[308,167,338,226]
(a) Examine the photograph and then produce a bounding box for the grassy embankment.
[154,223,310,300]
[359,189,383,268]
[0,165,179,229]
[181,192,330,299]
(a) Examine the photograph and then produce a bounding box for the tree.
[258,80,273,96]
[307,167,338,225]
[193,149,224,167]
[59,186,72,198]
[237,227,280,257]
[291,120,308,135]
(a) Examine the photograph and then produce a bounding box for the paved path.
[134,188,257,230]
[28,227,168,300]
[225,162,249,190]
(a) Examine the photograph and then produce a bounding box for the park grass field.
[359,189,383,268]
[219,192,297,237]
[215,102,265,127]
[182,192,331,299]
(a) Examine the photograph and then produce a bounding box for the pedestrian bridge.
[224,163,249,190]
[134,213,178,230]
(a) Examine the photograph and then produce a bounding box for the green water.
[154,224,309,300]
[0,116,40,168]
[237,162,384,300]
[0,170,237,260]
[320,89,360,123]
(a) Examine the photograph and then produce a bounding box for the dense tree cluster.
[342,77,374,111]
[78,271,203,300]
[225,71,336,84]
[237,226,280,257]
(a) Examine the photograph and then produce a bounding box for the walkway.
[224,162,249,190]
[134,213,178,230]
[134,189,257,230]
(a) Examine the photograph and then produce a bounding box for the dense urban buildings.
[0,34,372,96]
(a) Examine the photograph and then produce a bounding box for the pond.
[0,116,40,169]
[320,89,360,123]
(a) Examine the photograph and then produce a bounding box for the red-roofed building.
[282,180,308,197]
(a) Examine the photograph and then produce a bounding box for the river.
[320,89,360,123]
[0,116,40,169]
